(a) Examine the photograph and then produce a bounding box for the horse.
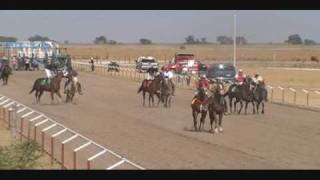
[29,70,64,104]
[0,64,12,85]
[226,77,256,114]
[190,87,209,131]
[253,81,268,114]
[137,74,161,107]
[65,79,83,103]
[160,77,173,108]
[208,81,227,133]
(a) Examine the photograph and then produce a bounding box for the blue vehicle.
[206,63,236,83]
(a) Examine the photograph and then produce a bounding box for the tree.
[236,36,248,45]
[108,40,117,45]
[94,36,107,44]
[0,36,18,42]
[64,40,69,44]
[304,39,317,45]
[28,35,50,41]
[200,38,207,44]
[216,36,233,45]
[286,34,303,45]
[139,38,152,45]
[185,35,196,44]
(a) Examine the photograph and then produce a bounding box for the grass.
[0,121,59,169]
[61,44,320,62]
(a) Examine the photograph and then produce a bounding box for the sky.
[0,10,319,43]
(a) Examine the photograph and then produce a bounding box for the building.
[0,41,60,59]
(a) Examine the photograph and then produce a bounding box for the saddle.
[41,78,50,86]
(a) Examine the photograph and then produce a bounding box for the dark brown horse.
[226,77,256,114]
[0,65,12,85]
[29,71,64,104]
[253,81,268,114]
[191,87,209,131]
[208,81,227,134]
[137,74,161,107]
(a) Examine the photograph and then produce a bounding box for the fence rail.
[0,94,145,170]
[72,62,320,109]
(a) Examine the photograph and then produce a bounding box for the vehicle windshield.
[141,59,155,63]
[207,65,235,78]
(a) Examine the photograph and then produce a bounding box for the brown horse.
[191,87,209,131]
[137,74,161,107]
[208,81,227,134]
[29,71,64,104]
[0,65,12,85]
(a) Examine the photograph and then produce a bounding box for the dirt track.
[1,71,320,169]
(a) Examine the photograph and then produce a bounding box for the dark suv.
[206,63,236,83]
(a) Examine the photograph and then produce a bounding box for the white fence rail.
[0,94,145,170]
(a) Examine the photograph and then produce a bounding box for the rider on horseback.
[44,58,58,85]
[193,74,209,111]
[163,67,175,96]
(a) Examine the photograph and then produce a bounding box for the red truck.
[164,53,207,74]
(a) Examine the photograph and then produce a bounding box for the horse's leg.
[234,98,238,113]
[38,90,44,104]
[35,90,39,103]
[238,100,243,114]
[208,109,214,133]
[156,92,161,107]
[50,91,54,104]
[199,111,207,132]
[56,91,63,104]
[244,101,248,115]
[252,101,256,114]
[256,101,260,114]
[218,113,223,133]
[192,109,198,131]
[262,101,265,114]
[229,96,233,113]
[142,91,146,107]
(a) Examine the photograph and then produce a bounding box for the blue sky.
[0,10,319,43]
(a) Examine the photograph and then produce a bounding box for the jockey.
[195,74,209,96]
[235,69,246,85]
[63,57,79,94]
[44,58,57,85]
[146,67,156,81]
[163,67,175,96]
[252,73,264,85]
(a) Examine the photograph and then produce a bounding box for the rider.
[63,55,79,93]
[252,73,264,85]
[195,74,209,96]
[193,74,209,111]
[44,58,57,85]
[163,67,175,96]
[0,57,8,78]
[235,69,246,84]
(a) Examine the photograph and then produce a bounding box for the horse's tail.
[137,80,145,93]
[29,80,38,94]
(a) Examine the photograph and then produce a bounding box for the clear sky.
[0,10,319,43]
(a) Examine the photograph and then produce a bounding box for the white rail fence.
[73,62,320,108]
[0,94,145,170]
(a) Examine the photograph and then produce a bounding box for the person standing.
[89,57,95,72]
[25,56,30,71]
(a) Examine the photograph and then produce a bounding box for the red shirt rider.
[235,69,246,83]
[198,75,209,89]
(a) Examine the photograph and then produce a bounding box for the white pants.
[45,69,54,79]
[73,76,78,83]
[146,74,154,80]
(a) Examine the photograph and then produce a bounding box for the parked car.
[107,61,120,72]
[206,63,236,83]
[135,56,159,73]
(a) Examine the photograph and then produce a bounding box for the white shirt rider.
[163,70,173,79]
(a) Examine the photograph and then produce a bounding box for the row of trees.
[0,34,318,45]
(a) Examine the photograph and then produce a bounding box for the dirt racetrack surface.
[1,71,320,169]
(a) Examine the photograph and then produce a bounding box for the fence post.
[278,86,284,103]
[302,89,309,106]
[20,117,24,141]
[289,88,296,105]
[51,136,54,165]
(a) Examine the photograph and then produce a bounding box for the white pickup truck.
[135,56,159,73]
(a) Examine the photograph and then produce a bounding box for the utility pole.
[233,12,237,68]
